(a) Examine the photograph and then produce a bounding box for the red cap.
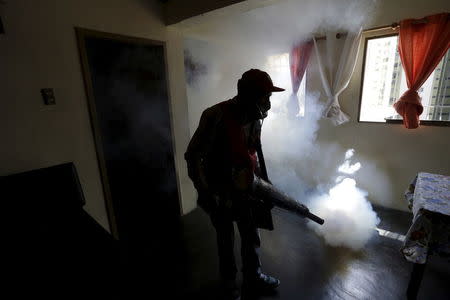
[238,69,285,94]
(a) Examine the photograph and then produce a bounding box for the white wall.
[0,0,195,232]
[166,27,198,215]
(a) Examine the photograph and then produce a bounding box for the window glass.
[265,53,306,117]
[359,34,450,122]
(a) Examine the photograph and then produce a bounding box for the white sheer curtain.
[313,28,362,125]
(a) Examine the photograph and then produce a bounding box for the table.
[401,172,450,299]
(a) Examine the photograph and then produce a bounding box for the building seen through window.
[359,34,450,122]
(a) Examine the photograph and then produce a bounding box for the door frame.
[75,27,180,240]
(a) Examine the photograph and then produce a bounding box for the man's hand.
[232,167,254,192]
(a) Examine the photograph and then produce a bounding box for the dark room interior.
[1,1,449,299]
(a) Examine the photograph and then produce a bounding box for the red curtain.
[393,13,450,129]
[288,40,313,116]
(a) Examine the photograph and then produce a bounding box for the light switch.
[41,88,56,105]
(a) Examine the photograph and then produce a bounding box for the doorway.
[76,28,180,243]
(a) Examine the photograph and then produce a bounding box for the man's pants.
[210,211,261,281]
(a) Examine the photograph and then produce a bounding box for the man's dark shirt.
[185,97,262,210]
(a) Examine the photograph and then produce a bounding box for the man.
[185,69,284,299]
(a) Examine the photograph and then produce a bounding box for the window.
[359,31,450,123]
[265,53,306,116]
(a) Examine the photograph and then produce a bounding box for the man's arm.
[184,106,220,193]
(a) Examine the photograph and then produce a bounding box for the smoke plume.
[307,150,380,250]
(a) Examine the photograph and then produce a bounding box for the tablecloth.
[401,172,450,264]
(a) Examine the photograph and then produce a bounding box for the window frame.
[357,27,450,127]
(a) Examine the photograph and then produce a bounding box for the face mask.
[240,92,271,120]
[258,98,271,118]
[254,102,269,119]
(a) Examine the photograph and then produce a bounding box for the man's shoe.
[243,273,280,290]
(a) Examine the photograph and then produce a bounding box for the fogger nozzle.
[252,177,324,225]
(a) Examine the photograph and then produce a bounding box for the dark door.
[77,29,180,243]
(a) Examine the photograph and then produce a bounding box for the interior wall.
[0,0,195,232]
[166,28,198,215]
[315,0,450,211]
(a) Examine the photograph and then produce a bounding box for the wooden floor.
[26,204,447,299]
[154,205,450,300]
